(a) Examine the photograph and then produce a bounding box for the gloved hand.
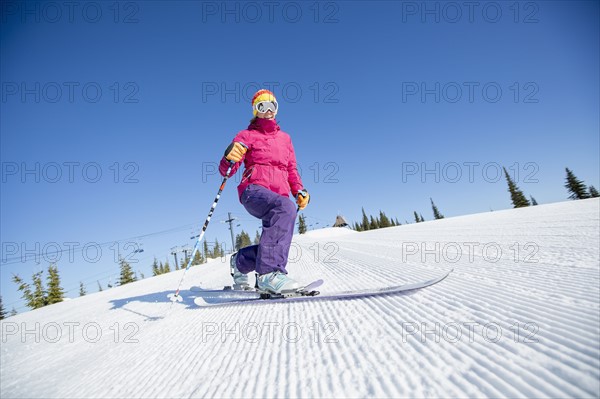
[296,189,310,210]
[224,142,247,162]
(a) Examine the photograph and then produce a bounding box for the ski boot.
[256,271,301,294]
[230,252,251,291]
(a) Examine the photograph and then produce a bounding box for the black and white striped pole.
[168,143,245,302]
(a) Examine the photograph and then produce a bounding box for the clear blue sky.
[1,1,598,313]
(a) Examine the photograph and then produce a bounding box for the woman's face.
[256,110,275,120]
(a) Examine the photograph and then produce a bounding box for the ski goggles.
[254,100,278,114]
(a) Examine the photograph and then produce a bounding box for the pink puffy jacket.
[219,118,304,200]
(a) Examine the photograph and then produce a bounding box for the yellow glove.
[224,142,247,162]
[296,189,310,210]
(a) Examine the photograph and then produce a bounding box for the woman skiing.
[219,89,310,294]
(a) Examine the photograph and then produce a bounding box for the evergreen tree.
[139,272,145,279]
[395,218,401,226]
[158,261,165,274]
[10,308,17,317]
[151,257,160,276]
[589,186,599,198]
[419,214,425,222]
[254,230,261,245]
[564,168,589,200]
[235,232,242,250]
[119,259,137,285]
[210,242,216,258]
[97,281,103,292]
[79,282,86,297]
[530,196,538,206]
[163,259,171,273]
[32,271,47,308]
[430,198,445,219]
[414,211,421,223]
[211,239,222,258]
[243,231,252,247]
[361,208,370,231]
[46,264,64,305]
[298,214,308,234]
[12,274,33,308]
[180,253,190,268]
[353,222,362,231]
[235,230,252,249]
[378,211,391,228]
[0,296,6,320]
[203,240,210,262]
[192,249,203,265]
[503,167,530,207]
[13,271,47,309]
[369,215,379,230]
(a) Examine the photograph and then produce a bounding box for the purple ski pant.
[235,184,297,275]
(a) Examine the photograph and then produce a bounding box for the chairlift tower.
[222,212,238,254]
[171,245,193,268]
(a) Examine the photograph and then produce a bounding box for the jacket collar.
[248,118,280,135]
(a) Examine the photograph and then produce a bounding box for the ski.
[193,270,452,307]
[190,279,324,305]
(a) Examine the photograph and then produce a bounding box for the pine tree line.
[353,208,401,231]
[0,297,16,319]
[0,296,6,320]
[0,296,17,320]
[504,166,598,208]
[151,257,173,276]
[150,239,228,278]
[234,229,262,247]
[413,211,425,223]
[10,260,140,311]
[351,165,599,227]
[12,264,64,310]
[565,168,598,200]
[1,297,16,319]
[206,239,226,259]
[235,230,252,250]
[413,198,445,223]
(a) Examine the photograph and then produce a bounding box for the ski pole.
[168,144,245,302]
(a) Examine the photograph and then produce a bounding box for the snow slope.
[1,199,599,398]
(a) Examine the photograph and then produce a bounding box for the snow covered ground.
[1,198,599,398]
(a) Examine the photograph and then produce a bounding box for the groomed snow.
[1,199,599,398]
